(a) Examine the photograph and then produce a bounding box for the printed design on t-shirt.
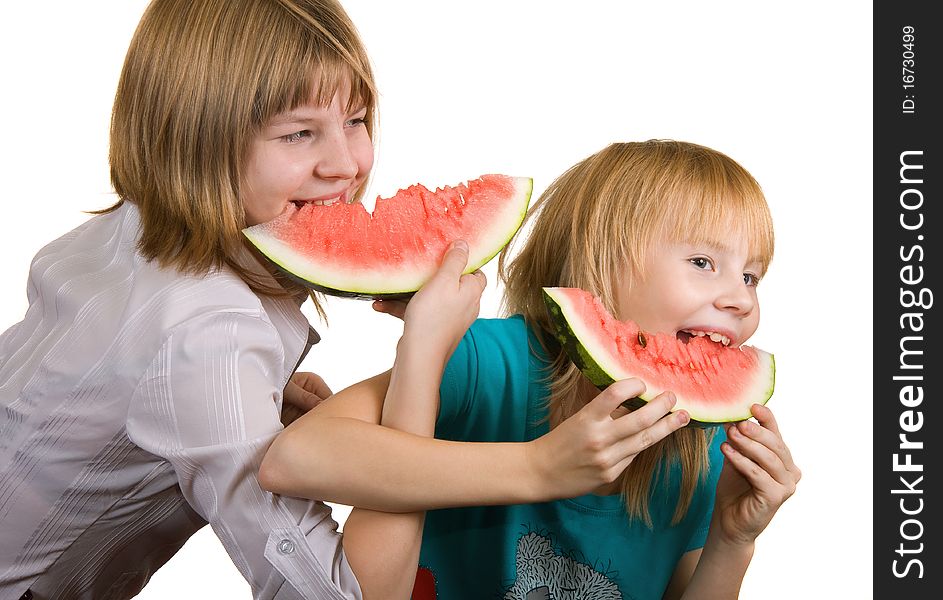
[412,565,437,600]
[503,531,622,599]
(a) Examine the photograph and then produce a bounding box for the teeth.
[682,329,731,347]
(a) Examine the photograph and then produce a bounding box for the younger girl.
[262,140,801,600]
[0,2,687,598]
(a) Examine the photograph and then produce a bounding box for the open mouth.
[676,329,732,347]
[291,191,355,209]
[291,197,342,209]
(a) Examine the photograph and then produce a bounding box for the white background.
[0,1,872,598]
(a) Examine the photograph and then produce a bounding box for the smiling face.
[242,88,374,226]
[615,227,762,348]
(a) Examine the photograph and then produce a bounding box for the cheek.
[245,150,284,195]
[351,130,375,178]
[242,156,294,224]
[618,287,668,332]
[748,303,761,335]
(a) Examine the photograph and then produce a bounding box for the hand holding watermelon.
[397,240,488,364]
[710,404,800,547]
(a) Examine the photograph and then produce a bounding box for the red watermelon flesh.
[542,287,774,424]
[243,175,532,298]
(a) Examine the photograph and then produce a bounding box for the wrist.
[522,438,556,502]
[396,331,451,373]
[702,531,755,564]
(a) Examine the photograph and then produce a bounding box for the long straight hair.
[499,140,774,524]
[107,0,378,309]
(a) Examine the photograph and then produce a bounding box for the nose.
[314,128,359,180]
[714,273,755,317]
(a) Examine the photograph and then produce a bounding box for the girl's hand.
[388,241,487,361]
[281,371,333,427]
[529,378,691,498]
[711,403,801,547]
[372,241,485,332]
[372,299,407,320]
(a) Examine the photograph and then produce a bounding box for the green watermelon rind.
[542,287,775,426]
[243,176,534,299]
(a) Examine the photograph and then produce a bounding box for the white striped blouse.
[0,203,362,600]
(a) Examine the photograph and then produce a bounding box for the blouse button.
[277,539,295,555]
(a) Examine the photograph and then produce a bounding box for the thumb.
[436,240,470,278]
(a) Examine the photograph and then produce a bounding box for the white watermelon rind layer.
[244,176,533,298]
[543,287,775,425]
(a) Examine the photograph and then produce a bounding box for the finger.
[726,422,793,485]
[372,299,408,320]
[747,405,798,470]
[611,390,679,436]
[610,398,689,453]
[290,372,324,394]
[585,378,648,418]
[435,240,471,279]
[297,372,333,398]
[750,404,781,437]
[719,439,782,497]
[284,381,324,411]
[280,403,306,427]
[461,269,487,293]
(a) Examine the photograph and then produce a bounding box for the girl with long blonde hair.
[265,140,800,600]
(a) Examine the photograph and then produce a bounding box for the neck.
[552,376,629,497]
[548,376,598,430]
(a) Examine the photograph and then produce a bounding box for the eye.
[346,111,369,128]
[743,272,760,287]
[689,256,714,271]
[281,130,312,143]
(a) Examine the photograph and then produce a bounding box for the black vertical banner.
[874,2,939,598]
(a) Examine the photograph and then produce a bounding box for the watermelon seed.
[637,332,647,348]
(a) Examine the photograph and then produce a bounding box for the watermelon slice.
[542,287,774,425]
[243,174,532,298]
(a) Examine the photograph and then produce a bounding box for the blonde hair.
[106,0,377,306]
[499,140,774,524]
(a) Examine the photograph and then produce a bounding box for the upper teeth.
[683,330,731,347]
[293,196,344,208]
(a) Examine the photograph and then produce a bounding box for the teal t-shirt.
[414,316,725,600]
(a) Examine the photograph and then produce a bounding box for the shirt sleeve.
[437,318,534,444]
[126,311,362,600]
[436,325,479,430]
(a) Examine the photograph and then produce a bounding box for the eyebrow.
[686,240,731,254]
[268,105,368,127]
[267,112,314,127]
[686,240,765,266]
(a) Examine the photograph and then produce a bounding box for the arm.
[262,377,691,512]
[262,370,543,511]
[341,241,486,600]
[665,404,800,600]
